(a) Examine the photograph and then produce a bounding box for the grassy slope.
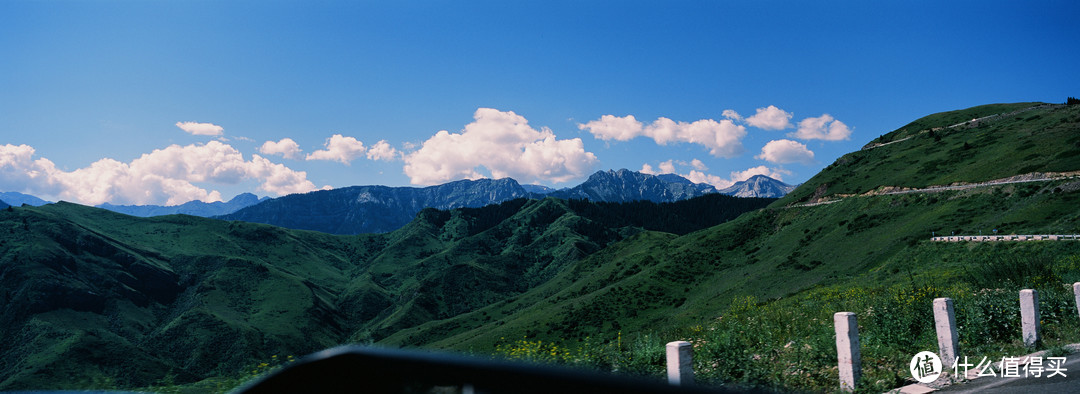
[389,103,1080,357]
[0,203,362,389]
[0,194,767,390]
[787,102,1078,202]
[2,102,1076,391]
[386,182,1080,351]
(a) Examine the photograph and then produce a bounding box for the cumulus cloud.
[745,105,794,130]
[579,115,746,158]
[638,159,787,190]
[790,114,852,141]
[0,142,318,206]
[658,160,677,174]
[730,165,791,183]
[685,170,732,189]
[246,154,319,196]
[755,139,815,164]
[722,109,742,121]
[577,115,644,141]
[365,140,401,161]
[259,138,303,159]
[641,159,677,175]
[683,165,791,190]
[404,108,598,185]
[306,134,367,164]
[175,121,224,136]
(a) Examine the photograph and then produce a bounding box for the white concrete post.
[1020,289,1041,347]
[666,341,693,386]
[834,312,861,392]
[1073,283,1080,321]
[933,298,959,368]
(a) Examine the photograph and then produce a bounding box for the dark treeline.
[431,194,776,240]
[566,193,776,235]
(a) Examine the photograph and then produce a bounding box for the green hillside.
[788,102,1078,203]
[0,194,767,390]
[384,179,1080,348]
[378,102,1080,390]
[2,101,1078,392]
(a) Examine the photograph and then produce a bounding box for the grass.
[377,175,1080,361]
[785,103,1080,204]
[3,102,1079,392]
[0,193,763,390]
[493,243,1080,392]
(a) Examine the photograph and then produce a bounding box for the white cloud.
[745,105,794,130]
[722,109,742,121]
[404,108,598,185]
[790,114,852,141]
[640,160,677,175]
[365,140,401,161]
[0,142,318,206]
[259,138,303,159]
[175,121,224,136]
[730,165,791,183]
[576,115,644,141]
[658,160,676,174]
[755,139,815,164]
[637,160,787,190]
[246,154,319,196]
[686,165,790,190]
[685,170,733,189]
[306,134,367,164]
[579,115,747,158]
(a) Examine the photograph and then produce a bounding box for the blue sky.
[1,1,1077,205]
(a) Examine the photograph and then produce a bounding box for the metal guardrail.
[236,345,765,394]
[930,234,1080,242]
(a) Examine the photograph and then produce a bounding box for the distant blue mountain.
[0,200,8,209]
[215,169,793,235]
[520,184,557,194]
[719,175,796,198]
[0,192,51,206]
[546,169,719,203]
[97,193,267,217]
[217,178,532,234]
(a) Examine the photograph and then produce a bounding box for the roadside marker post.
[933,298,959,369]
[666,341,694,386]
[1020,289,1041,348]
[834,312,861,392]
[1073,283,1080,321]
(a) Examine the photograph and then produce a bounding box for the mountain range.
[217,170,793,235]
[97,193,269,218]
[0,192,50,207]
[0,193,772,390]
[542,169,720,202]
[719,174,797,197]
[1,171,793,236]
[4,101,1076,391]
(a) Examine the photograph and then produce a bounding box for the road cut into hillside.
[787,171,1080,208]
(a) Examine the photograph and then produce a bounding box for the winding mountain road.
[786,171,1080,209]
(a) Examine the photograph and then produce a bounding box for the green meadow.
[1,102,1079,392]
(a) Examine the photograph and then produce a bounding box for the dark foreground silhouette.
[237,346,768,394]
